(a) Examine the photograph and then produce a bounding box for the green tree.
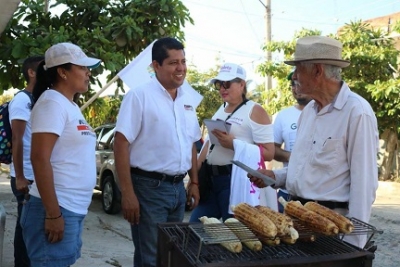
[0,0,192,93]
[0,0,193,130]
[257,22,400,180]
[186,64,221,137]
[257,28,322,116]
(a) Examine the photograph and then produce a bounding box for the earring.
[63,75,67,80]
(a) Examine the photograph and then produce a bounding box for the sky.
[45,0,400,95]
[180,0,400,86]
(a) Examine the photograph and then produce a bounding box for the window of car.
[96,126,115,150]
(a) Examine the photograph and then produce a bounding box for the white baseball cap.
[209,63,247,83]
[44,42,101,70]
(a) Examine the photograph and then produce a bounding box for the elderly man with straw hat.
[250,36,379,249]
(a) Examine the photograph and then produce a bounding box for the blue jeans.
[20,196,85,267]
[189,174,233,223]
[277,189,290,213]
[10,176,30,267]
[130,173,186,267]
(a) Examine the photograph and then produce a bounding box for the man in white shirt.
[9,55,43,267]
[114,37,201,267]
[250,36,379,249]
[273,71,312,212]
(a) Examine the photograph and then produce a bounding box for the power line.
[240,0,262,43]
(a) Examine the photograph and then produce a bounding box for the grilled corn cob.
[232,203,278,238]
[304,201,354,234]
[292,220,316,242]
[255,205,299,239]
[260,236,280,246]
[199,216,242,253]
[281,236,297,245]
[278,197,339,236]
[224,218,262,251]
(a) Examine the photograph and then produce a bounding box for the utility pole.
[265,0,272,91]
[44,0,49,13]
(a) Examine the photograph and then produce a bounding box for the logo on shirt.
[77,120,95,137]
[290,123,297,130]
[184,105,193,111]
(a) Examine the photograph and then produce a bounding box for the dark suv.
[95,123,203,214]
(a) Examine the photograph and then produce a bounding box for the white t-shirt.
[9,91,34,180]
[29,90,96,215]
[115,78,201,175]
[207,100,274,165]
[273,106,301,167]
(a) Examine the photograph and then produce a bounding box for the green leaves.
[257,22,400,138]
[0,0,193,93]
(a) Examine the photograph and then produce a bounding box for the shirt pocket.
[309,138,342,171]
[183,109,199,140]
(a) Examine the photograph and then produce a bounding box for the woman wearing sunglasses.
[189,63,275,223]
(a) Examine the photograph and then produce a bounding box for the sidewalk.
[0,170,192,267]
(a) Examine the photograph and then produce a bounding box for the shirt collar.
[152,77,184,97]
[313,81,350,114]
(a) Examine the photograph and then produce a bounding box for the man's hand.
[186,182,200,210]
[45,215,64,243]
[15,176,32,193]
[121,192,140,225]
[248,169,276,188]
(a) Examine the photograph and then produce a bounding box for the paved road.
[1,170,399,267]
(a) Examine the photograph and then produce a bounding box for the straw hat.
[284,36,350,68]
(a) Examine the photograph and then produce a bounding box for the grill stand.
[157,222,377,267]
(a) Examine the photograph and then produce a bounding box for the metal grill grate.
[160,222,375,266]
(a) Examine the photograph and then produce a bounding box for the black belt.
[208,164,232,176]
[291,196,349,210]
[131,167,186,183]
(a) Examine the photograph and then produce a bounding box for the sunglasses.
[213,78,242,90]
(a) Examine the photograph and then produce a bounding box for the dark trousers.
[10,176,30,267]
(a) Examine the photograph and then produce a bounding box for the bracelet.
[45,213,63,220]
[190,181,199,186]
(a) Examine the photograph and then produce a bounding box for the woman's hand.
[211,129,234,149]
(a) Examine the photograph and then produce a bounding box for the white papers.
[204,119,231,145]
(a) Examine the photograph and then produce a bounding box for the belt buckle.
[172,175,181,183]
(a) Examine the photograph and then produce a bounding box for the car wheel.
[101,175,121,214]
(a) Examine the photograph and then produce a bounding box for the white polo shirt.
[9,91,34,180]
[115,78,201,175]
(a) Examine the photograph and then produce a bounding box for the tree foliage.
[257,28,322,116]
[186,64,221,136]
[257,22,400,137]
[0,0,193,95]
[339,21,400,135]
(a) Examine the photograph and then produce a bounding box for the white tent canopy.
[0,0,20,34]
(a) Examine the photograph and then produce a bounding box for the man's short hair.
[22,56,44,83]
[152,37,184,65]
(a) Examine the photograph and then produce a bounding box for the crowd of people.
[7,35,379,267]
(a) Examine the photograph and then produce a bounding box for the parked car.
[94,123,121,214]
[95,123,203,214]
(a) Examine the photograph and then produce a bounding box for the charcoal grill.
[157,219,381,267]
